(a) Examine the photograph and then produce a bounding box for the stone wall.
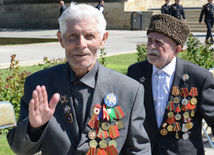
[0,2,132,30]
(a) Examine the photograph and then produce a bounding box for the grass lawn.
[0,133,15,155]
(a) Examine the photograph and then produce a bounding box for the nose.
[77,35,87,48]
[147,40,157,50]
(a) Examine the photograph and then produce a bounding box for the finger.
[49,93,60,112]
[36,85,44,104]
[41,86,48,111]
[32,89,39,110]
[29,98,35,115]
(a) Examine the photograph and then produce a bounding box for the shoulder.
[128,61,150,71]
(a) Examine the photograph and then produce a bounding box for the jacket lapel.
[51,62,80,141]
[77,63,114,148]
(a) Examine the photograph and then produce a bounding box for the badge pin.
[88,130,97,140]
[66,113,73,123]
[182,74,189,81]
[63,105,71,113]
[182,98,188,105]
[104,93,118,108]
[93,104,102,116]
[182,133,189,140]
[59,94,68,105]
[140,76,146,83]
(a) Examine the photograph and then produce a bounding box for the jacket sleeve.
[122,84,151,155]
[7,77,48,155]
[161,6,164,14]
[181,6,186,19]
[199,5,205,22]
[199,72,214,134]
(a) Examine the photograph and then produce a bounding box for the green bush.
[136,43,147,62]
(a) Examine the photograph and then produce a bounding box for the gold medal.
[175,113,181,121]
[99,139,107,149]
[173,97,180,104]
[108,140,117,148]
[190,97,197,105]
[168,112,174,118]
[185,122,193,130]
[183,111,189,118]
[66,113,73,123]
[167,125,173,132]
[101,122,110,131]
[191,110,195,117]
[160,129,168,136]
[88,130,97,140]
[115,120,123,130]
[175,132,179,139]
[89,139,98,148]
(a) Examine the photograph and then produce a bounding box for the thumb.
[49,93,60,110]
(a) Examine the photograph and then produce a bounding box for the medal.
[174,105,181,121]
[181,98,188,105]
[59,94,68,105]
[99,139,107,149]
[63,105,71,113]
[115,120,124,129]
[167,125,173,132]
[173,122,181,139]
[183,111,189,118]
[182,74,189,81]
[175,132,179,139]
[109,126,120,139]
[180,88,189,105]
[140,76,146,83]
[97,127,109,139]
[108,140,117,148]
[102,122,110,131]
[191,110,195,117]
[104,93,118,108]
[66,113,73,123]
[173,97,180,104]
[166,101,175,118]
[175,114,181,121]
[106,145,118,155]
[168,112,174,118]
[185,122,193,130]
[160,123,168,136]
[182,123,188,132]
[182,133,189,140]
[89,139,98,148]
[172,86,180,104]
[88,130,97,140]
[93,104,102,116]
[189,87,198,105]
[190,98,197,105]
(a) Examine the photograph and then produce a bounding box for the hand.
[184,19,186,23]
[199,22,201,24]
[29,85,60,128]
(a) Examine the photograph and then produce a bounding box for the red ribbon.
[166,116,175,125]
[97,127,109,139]
[106,145,118,155]
[166,101,175,111]
[114,106,125,119]
[174,105,181,113]
[183,116,192,122]
[173,122,181,132]
[180,88,189,98]
[109,126,120,139]
[97,148,108,155]
[88,115,100,129]
[86,148,97,155]
[103,104,110,121]
[189,87,198,97]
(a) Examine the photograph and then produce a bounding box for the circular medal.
[190,98,197,105]
[175,113,181,121]
[88,130,97,140]
[162,123,167,128]
[160,129,168,136]
[185,122,193,130]
[182,98,188,105]
[167,125,173,132]
[182,74,189,81]
[168,112,174,118]
[182,133,189,140]
[104,93,118,108]
[102,122,110,131]
[191,110,195,117]
[108,140,117,148]
[89,139,98,148]
[183,111,189,118]
[115,120,124,130]
[173,97,180,104]
[99,139,107,149]
[93,104,102,116]
[175,132,179,139]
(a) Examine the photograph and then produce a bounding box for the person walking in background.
[96,0,104,14]
[161,0,170,15]
[127,14,214,155]
[59,1,67,17]
[199,0,214,44]
[169,0,186,23]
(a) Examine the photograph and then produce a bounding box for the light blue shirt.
[152,57,176,128]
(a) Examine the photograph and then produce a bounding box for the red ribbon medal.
[106,145,118,155]
[108,126,120,139]
[114,106,125,119]
[97,148,108,155]
[97,127,109,139]
[103,104,110,121]
[86,147,97,155]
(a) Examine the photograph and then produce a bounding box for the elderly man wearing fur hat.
[127,14,214,155]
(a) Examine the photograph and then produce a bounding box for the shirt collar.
[152,57,176,76]
[69,61,98,89]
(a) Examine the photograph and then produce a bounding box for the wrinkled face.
[175,0,180,4]
[208,0,213,4]
[147,32,179,69]
[58,19,107,71]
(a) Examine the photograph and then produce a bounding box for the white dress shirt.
[152,57,176,128]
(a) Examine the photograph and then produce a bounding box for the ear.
[57,31,65,48]
[99,31,109,49]
[174,45,181,56]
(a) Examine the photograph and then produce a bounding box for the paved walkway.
[0,29,214,154]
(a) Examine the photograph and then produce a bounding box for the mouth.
[148,53,158,57]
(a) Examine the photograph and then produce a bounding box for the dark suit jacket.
[127,57,214,155]
[169,3,186,20]
[161,4,170,15]
[59,4,67,17]
[7,62,151,155]
[199,3,214,23]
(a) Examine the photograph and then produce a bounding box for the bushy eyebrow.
[147,35,166,44]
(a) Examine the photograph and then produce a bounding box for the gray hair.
[59,2,107,39]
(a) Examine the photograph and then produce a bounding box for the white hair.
[58,2,107,39]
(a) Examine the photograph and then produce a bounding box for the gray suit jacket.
[127,57,214,155]
[7,62,151,155]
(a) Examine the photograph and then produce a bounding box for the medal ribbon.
[98,106,103,120]
[103,104,110,121]
[183,116,192,122]
[173,122,181,132]
[106,145,118,155]
[189,87,198,97]
[174,105,181,113]
[114,106,125,119]
[181,104,188,111]
[166,101,175,111]
[97,148,108,155]
[109,126,120,139]
[97,127,109,139]
[86,148,97,155]
[172,86,180,96]
[180,88,189,98]
[166,116,175,125]
[88,115,100,129]
[107,107,116,122]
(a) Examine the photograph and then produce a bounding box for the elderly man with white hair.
[7,3,151,155]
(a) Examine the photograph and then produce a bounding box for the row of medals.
[160,87,197,140]
[88,120,123,149]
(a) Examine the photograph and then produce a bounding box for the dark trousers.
[206,22,213,40]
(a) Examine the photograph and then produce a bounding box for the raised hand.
[29,85,60,128]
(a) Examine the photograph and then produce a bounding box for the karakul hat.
[147,14,190,47]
